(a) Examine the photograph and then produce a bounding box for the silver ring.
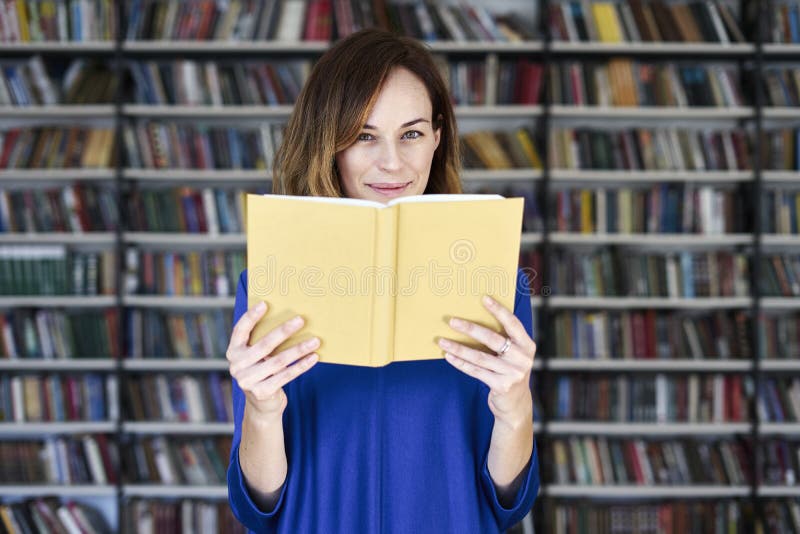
[497,337,512,356]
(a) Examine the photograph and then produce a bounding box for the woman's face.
[335,67,441,203]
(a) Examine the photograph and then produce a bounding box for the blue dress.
[227,268,540,533]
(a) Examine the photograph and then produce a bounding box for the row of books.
[762,499,800,534]
[464,182,541,232]
[0,0,116,42]
[547,249,750,298]
[761,314,800,360]
[545,500,754,534]
[549,127,750,172]
[126,310,231,360]
[551,374,750,423]
[125,0,536,43]
[0,185,117,233]
[129,59,309,106]
[443,57,542,106]
[0,309,120,360]
[760,255,800,297]
[549,438,751,486]
[124,122,280,170]
[124,373,232,423]
[0,246,115,296]
[763,440,800,485]
[761,190,800,234]
[123,499,244,534]
[121,436,229,485]
[552,310,751,360]
[126,187,260,233]
[552,185,745,234]
[0,435,117,484]
[460,128,542,170]
[760,378,800,424]
[770,3,800,44]
[0,56,116,106]
[0,498,110,534]
[762,129,800,171]
[0,373,115,422]
[125,249,244,297]
[548,1,744,44]
[764,67,800,107]
[549,61,744,107]
[1,127,115,169]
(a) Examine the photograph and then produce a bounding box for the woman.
[226,29,539,533]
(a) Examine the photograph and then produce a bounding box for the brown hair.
[273,29,462,196]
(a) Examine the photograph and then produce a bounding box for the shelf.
[124,232,245,246]
[122,40,544,54]
[122,295,235,308]
[0,422,117,435]
[542,485,751,498]
[545,422,751,435]
[758,486,800,497]
[123,359,228,371]
[545,297,752,309]
[550,105,753,119]
[760,360,800,372]
[548,233,752,247]
[759,423,800,435]
[461,169,542,181]
[761,235,800,246]
[0,169,115,181]
[0,105,115,118]
[0,359,116,371]
[763,171,800,182]
[546,359,752,372]
[123,485,227,498]
[455,105,543,117]
[0,42,115,53]
[0,485,117,497]
[548,170,752,182]
[0,233,116,245]
[521,232,543,245]
[122,422,233,434]
[550,42,755,55]
[764,43,800,55]
[123,104,293,118]
[0,296,116,308]
[123,168,268,181]
[761,298,800,310]
[763,108,800,119]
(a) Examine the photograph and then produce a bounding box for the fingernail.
[256,301,266,311]
[309,353,319,363]
[291,316,303,325]
[449,317,463,328]
[483,295,494,306]
[306,337,320,348]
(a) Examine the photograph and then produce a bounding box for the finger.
[447,316,517,360]
[444,352,505,391]
[235,337,320,388]
[252,353,319,397]
[228,301,268,352]
[482,295,536,355]
[437,337,517,376]
[230,316,306,373]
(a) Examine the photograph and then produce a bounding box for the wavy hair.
[273,28,462,196]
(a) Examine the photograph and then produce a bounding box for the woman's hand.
[226,300,320,419]
[438,295,537,429]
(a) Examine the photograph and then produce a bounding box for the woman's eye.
[357,133,374,141]
[402,130,423,139]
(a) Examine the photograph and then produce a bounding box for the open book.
[246,193,524,367]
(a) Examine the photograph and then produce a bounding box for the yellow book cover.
[592,3,623,43]
[247,193,524,367]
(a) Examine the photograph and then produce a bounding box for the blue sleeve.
[227,270,287,532]
[478,268,540,529]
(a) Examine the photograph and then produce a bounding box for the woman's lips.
[367,182,411,197]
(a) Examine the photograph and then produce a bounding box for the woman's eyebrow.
[362,118,430,129]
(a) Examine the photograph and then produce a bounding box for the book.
[247,193,524,367]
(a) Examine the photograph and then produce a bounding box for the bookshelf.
[1,0,800,533]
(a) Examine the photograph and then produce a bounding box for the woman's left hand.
[438,295,537,429]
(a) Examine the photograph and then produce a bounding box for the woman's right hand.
[226,300,320,418]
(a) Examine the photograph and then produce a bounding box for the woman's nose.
[377,140,402,172]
